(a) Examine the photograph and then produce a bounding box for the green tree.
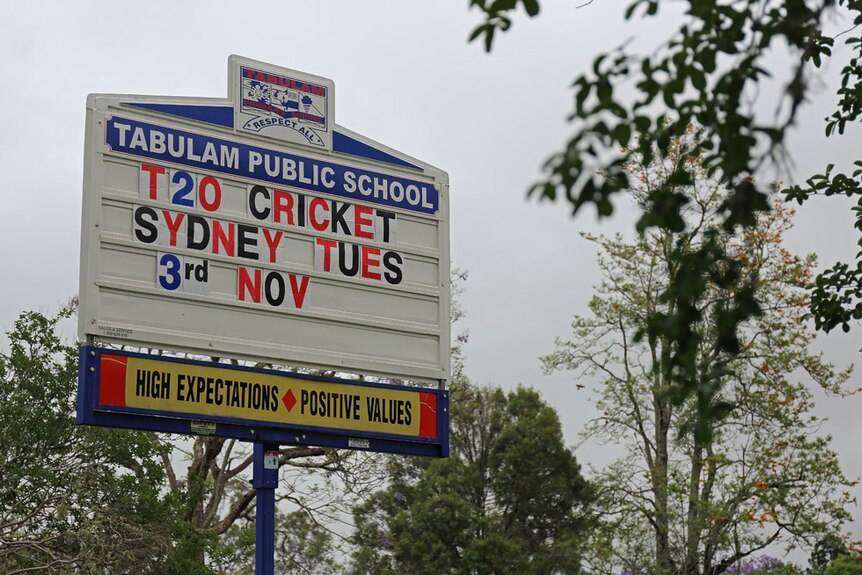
[349,383,594,575]
[216,509,342,574]
[541,138,856,575]
[0,306,375,574]
[468,0,862,429]
[156,431,350,574]
[824,555,862,575]
[811,534,850,574]
[0,307,171,574]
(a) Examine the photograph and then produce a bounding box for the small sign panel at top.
[232,57,335,150]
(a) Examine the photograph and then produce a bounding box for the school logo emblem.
[237,66,331,148]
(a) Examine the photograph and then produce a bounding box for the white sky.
[1,0,861,560]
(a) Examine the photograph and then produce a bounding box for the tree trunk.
[684,443,705,575]
[653,394,673,575]
[653,287,676,575]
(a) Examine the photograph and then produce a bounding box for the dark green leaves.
[782,163,862,333]
[467,0,542,52]
[350,383,593,574]
[1,308,171,574]
[465,0,862,429]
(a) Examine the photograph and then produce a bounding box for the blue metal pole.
[253,442,279,575]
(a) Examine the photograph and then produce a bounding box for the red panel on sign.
[418,392,437,438]
[99,354,128,406]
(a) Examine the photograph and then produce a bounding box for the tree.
[349,382,594,574]
[0,305,379,574]
[824,555,862,575]
[811,534,851,574]
[0,307,172,574]
[216,509,343,574]
[154,430,352,574]
[541,137,856,575]
[468,0,862,427]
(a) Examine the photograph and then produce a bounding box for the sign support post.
[253,442,279,575]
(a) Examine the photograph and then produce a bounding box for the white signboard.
[79,56,450,383]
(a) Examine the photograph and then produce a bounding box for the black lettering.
[264,271,285,306]
[133,206,158,243]
[160,372,170,399]
[252,384,261,410]
[271,385,279,412]
[239,381,248,407]
[185,376,196,402]
[238,224,259,260]
[383,251,403,285]
[367,397,379,422]
[231,381,241,407]
[404,400,412,426]
[338,393,348,419]
[376,210,395,243]
[205,377,215,404]
[249,185,270,220]
[297,192,306,227]
[187,214,210,251]
[338,242,360,276]
[135,369,148,397]
[194,260,209,282]
[301,389,309,414]
[215,378,224,405]
[331,201,351,235]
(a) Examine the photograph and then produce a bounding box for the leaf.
[484,26,495,52]
[691,67,706,91]
[634,115,651,132]
[521,0,540,17]
[468,24,490,43]
[611,123,632,146]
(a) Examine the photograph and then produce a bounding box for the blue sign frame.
[77,346,449,458]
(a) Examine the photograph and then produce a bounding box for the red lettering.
[238,267,261,303]
[309,198,329,232]
[162,211,185,246]
[262,228,283,264]
[198,176,222,212]
[315,238,337,272]
[361,246,381,281]
[273,189,295,225]
[289,274,310,309]
[141,164,165,200]
[212,220,235,256]
[354,206,374,240]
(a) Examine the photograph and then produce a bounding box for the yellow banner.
[101,354,437,438]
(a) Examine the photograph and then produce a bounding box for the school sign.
[77,56,450,456]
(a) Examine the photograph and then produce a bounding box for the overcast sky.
[2,0,861,557]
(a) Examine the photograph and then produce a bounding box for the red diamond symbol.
[282,389,297,412]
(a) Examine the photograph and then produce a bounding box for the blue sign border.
[104,116,439,215]
[77,346,449,457]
